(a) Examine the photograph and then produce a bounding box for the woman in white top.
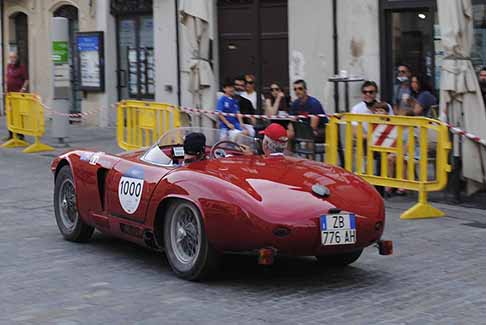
[241,74,259,110]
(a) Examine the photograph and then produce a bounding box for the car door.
[105,156,170,225]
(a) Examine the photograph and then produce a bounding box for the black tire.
[163,200,219,281]
[316,249,363,267]
[54,165,94,242]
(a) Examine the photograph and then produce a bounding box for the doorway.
[53,5,81,114]
[8,12,29,71]
[217,0,288,110]
[380,0,436,103]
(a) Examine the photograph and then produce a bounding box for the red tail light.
[258,248,275,265]
[378,240,393,255]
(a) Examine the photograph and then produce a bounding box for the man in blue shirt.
[288,79,328,141]
[216,80,249,140]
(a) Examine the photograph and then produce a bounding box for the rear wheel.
[163,200,219,280]
[316,249,363,266]
[54,165,94,242]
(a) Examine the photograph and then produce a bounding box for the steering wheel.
[210,140,246,159]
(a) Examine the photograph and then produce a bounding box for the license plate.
[320,214,356,246]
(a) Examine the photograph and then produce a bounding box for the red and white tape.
[41,103,117,118]
[180,106,329,121]
[42,105,98,118]
[181,106,486,147]
[5,93,486,148]
[446,123,486,147]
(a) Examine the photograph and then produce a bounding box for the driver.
[259,123,289,156]
[183,132,206,164]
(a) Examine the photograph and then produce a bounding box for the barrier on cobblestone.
[325,113,452,220]
[1,92,54,153]
[117,100,181,151]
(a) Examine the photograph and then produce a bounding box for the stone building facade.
[2,0,485,125]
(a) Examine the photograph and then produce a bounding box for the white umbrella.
[179,0,213,110]
[438,0,486,194]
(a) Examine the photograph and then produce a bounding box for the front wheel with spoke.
[163,200,219,280]
[54,165,94,242]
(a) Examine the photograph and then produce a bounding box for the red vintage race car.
[51,127,392,280]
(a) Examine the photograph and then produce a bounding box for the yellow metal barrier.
[1,92,54,153]
[117,100,181,151]
[325,113,452,220]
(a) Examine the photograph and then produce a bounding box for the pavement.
[1,120,486,324]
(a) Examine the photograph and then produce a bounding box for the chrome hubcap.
[170,204,201,265]
[58,179,78,231]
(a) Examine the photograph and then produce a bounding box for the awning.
[438,0,486,193]
[179,0,213,110]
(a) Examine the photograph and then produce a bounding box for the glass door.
[117,15,154,100]
[381,4,435,102]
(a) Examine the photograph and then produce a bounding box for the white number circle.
[118,176,144,214]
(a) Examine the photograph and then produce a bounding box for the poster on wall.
[52,41,69,64]
[128,48,138,97]
[76,31,105,92]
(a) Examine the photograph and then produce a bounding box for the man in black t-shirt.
[234,76,256,123]
[233,76,256,136]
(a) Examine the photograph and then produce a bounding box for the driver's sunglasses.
[246,80,254,84]
[362,90,376,95]
[294,86,304,91]
[398,69,407,74]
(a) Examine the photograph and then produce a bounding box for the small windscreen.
[141,127,258,166]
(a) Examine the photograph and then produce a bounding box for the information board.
[76,31,105,92]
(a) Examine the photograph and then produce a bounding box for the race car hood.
[190,155,384,221]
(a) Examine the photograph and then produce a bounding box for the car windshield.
[141,127,259,166]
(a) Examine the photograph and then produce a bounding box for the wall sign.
[52,41,69,64]
[76,31,105,92]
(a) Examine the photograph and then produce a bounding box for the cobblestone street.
[1,127,486,325]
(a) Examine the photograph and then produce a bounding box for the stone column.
[95,0,118,127]
[154,0,179,105]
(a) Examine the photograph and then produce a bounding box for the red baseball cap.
[259,123,288,142]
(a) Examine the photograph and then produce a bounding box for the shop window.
[472,1,486,71]
[112,0,154,100]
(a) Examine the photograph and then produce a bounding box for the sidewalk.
[429,189,486,210]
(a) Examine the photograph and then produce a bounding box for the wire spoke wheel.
[58,178,78,231]
[54,165,94,242]
[164,200,220,280]
[170,204,202,265]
